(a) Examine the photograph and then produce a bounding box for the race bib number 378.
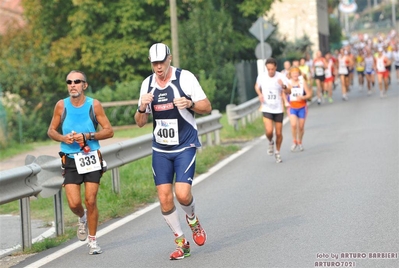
[74,151,102,174]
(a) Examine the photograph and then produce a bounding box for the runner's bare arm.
[93,99,114,140]
[254,82,264,103]
[47,100,72,144]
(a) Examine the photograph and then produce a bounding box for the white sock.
[162,207,184,238]
[180,198,195,220]
[79,210,87,223]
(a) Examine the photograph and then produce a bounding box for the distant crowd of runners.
[255,30,398,163]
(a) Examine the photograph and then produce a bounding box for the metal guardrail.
[226,97,262,130]
[0,109,223,251]
[0,164,42,205]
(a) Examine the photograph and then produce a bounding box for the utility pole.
[169,0,180,68]
[367,0,372,22]
[392,0,397,29]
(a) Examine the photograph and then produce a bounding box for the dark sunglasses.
[66,79,85,85]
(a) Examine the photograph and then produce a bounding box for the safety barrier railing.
[226,97,262,130]
[0,109,222,252]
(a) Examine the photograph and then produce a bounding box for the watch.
[137,108,146,113]
[190,101,195,109]
[90,132,95,140]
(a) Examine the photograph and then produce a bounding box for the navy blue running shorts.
[152,147,197,186]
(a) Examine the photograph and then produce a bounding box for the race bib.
[290,86,303,101]
[339,65,348,75]
[376,60,385,71]
[265,91,278,105]
[74,150,102,174]
[315,66,324,76]
[324,68,332,77]
[154,119,179,145]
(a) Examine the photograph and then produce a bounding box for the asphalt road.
[6,76,399,268]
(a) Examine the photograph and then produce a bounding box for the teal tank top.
[60,97,100,155]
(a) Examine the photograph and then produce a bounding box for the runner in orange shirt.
[287,67,313,152]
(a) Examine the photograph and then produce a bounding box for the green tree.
[329,16,342,49]
[0,0,279,142]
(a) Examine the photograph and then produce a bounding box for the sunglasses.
[66,79,85,85]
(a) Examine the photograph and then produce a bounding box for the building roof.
[0,0,25,35]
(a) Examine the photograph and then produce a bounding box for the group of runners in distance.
[255,30,398,164]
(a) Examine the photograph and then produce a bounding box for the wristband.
[90,132,95,140]
[137,108,146,113]
[81,133,86,143]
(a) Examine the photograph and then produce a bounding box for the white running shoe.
[77,209,88,241]
[88,239,103,255]
[275,153,282,163]
[298,144,304,151]
[267,141,274,156]
[290,144,297,152]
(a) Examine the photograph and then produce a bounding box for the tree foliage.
[0,0,279,143]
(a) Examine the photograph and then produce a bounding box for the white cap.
[149,43,171,62]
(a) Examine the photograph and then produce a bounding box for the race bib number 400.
[74,150,102,174]
[154,119,179,145]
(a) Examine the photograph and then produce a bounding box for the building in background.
[0,0,25,35]
[265,0,330,56]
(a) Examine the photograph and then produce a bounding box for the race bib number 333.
[74,151,102,174]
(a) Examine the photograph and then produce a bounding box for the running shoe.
[342,95,348,101]
[88,239,103,255]
[170,237,190,260]
[186,215,207,246]
[317,98,321,105]
[275,153,282,163]
[267,141,274,156]
[77,209,88,241]
[328,97,333,103]
[298,144,304,151]
[290,144,297,152]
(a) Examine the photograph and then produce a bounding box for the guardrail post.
[198,136,203,152]
[111,168,121,194]
[206,133,212,147]
[20,197,32,250]
[226,104,238,129]
[54,189,64,236]
[215,129,220,145]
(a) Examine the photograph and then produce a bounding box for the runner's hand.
[173,97,191,110]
